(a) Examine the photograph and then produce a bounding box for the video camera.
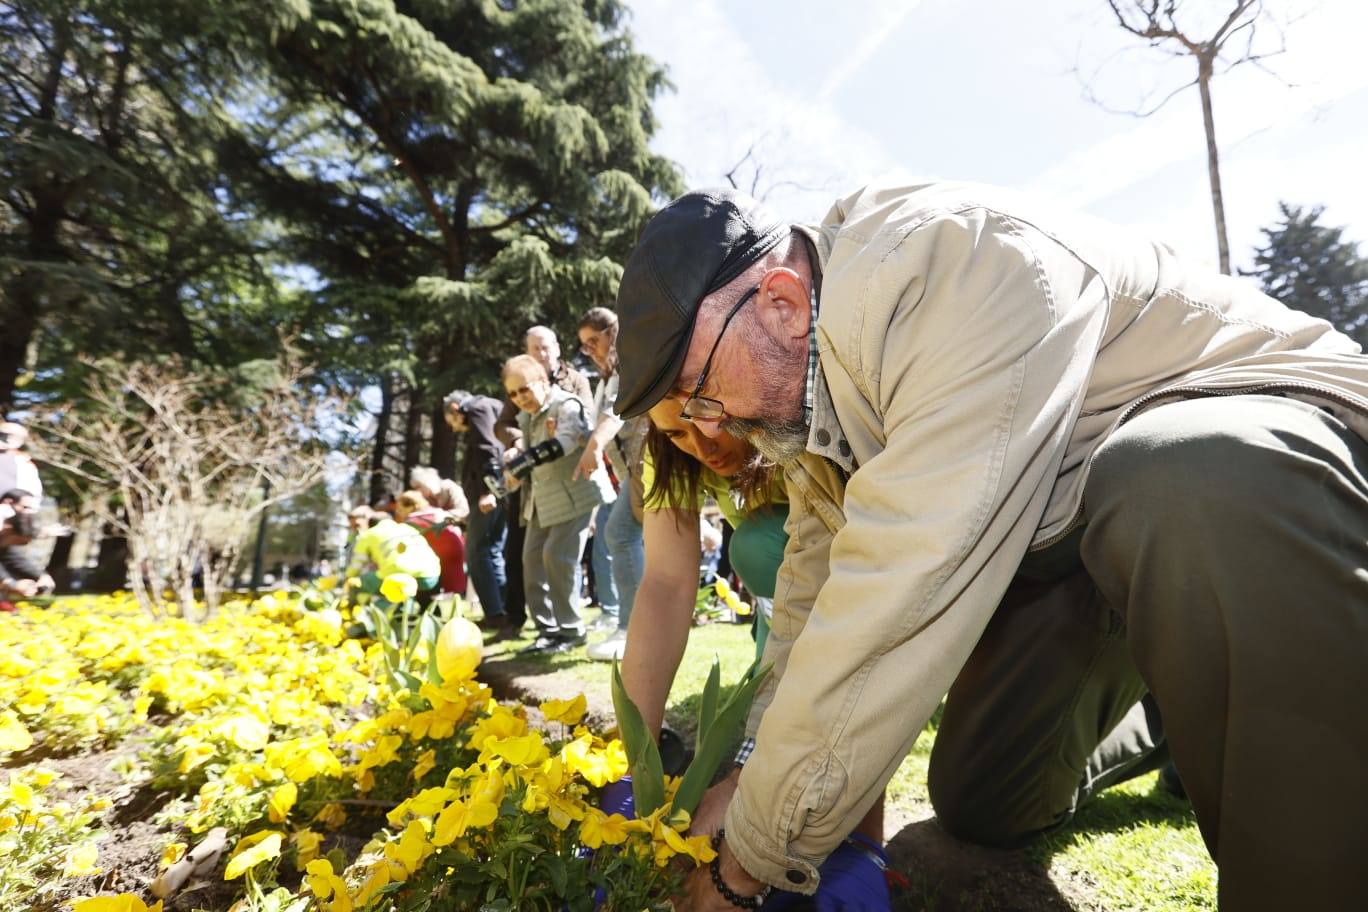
[483,438,565,500]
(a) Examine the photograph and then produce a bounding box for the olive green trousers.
[926,395,1368,910]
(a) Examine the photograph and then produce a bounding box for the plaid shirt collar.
[797,231,856,475]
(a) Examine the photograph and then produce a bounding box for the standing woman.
[575,307,650,661]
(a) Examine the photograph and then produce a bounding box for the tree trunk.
[430,400,456,478]
[402,383,423,482]
[368,373,395,505]
[1197,56,1231,275]
[2,20,73,410]
[45,534,76,593]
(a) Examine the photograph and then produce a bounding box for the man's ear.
[755,268,811,342]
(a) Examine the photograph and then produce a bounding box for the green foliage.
[610,658,666,817]
[230,0,683,413]
[610,656,769,819]
[0,768,109,911]
[0,0,299,407]
[1244,202,1368,346]
[3,0,683,488]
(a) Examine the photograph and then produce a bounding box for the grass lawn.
[485,614,1217,911]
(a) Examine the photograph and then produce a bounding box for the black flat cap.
[614,188,790,419]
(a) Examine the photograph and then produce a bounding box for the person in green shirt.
[619,401,787,732]
[615,402,890,909]
[345,508,441,597]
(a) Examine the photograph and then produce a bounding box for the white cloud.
[814,0,924,103]
[625,0,906,220]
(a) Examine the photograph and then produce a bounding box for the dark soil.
[22,733,174,911]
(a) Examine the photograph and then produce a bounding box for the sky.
[623,0,1368,272]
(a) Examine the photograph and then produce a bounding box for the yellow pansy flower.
[293,829,324,868]
[384,820,434,880]
[8,781,35,810]
[353,860,392,907]
[0,711,33,752]
[267,781,297,823]
[72,896,164,912]
[540,694,587,726]
[159,842,187,869]
[579,809,631,849]
[62,842,102,876]
[379,573,418,603]
[484,732,549,767]
[223,830,283,880]
[304,858,353,912]
[314,802,347,830]
[412,748,436,781]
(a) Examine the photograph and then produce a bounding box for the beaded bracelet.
[708,830,770,909]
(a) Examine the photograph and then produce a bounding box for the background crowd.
[342,315,752,663]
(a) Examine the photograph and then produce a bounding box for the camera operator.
[497,355,614,653]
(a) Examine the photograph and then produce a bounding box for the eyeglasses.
[506,383,539,400]
[680,285,759,422]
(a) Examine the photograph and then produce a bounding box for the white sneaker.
[586,628,628,661]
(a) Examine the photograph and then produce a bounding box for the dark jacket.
[459,395,507,503]
[0,543,42,583]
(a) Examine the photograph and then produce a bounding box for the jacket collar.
[792,224,857,475]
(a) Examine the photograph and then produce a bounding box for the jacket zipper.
[1028,379,1368,552]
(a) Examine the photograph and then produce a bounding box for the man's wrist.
[711,832,769,906]
[722,842,766,894]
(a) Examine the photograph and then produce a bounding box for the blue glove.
[598,776,635,819]
[763,833,891,911]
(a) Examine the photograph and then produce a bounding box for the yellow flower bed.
[0,591,704,911]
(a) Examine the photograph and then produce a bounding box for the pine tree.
[1244,203,1368,347]
[0,0,297,409]
[225,0,683,474]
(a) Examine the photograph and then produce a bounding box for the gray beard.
[721,415,810,464]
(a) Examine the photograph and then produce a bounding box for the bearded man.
[614,185,1368,910]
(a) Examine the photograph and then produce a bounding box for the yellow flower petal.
[0,711,33,752]
[267,782,297,823]
[223,831,282,880]
[540,694,587,726]
[379,573,418,603]
[62,842,101,876]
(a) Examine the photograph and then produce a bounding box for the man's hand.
[690,766,741,836]
[573,440,601,480]
[675,836,767,911]
[477,493,497,514]
[35,574,55,595]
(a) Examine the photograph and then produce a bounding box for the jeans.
[466,501,507,618]
[523,510,593,637]
[603,493,644,630]
[589,505,618,615]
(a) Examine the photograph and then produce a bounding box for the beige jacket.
[724,182,1368,892]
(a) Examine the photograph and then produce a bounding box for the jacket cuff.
[723,800,820,897]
